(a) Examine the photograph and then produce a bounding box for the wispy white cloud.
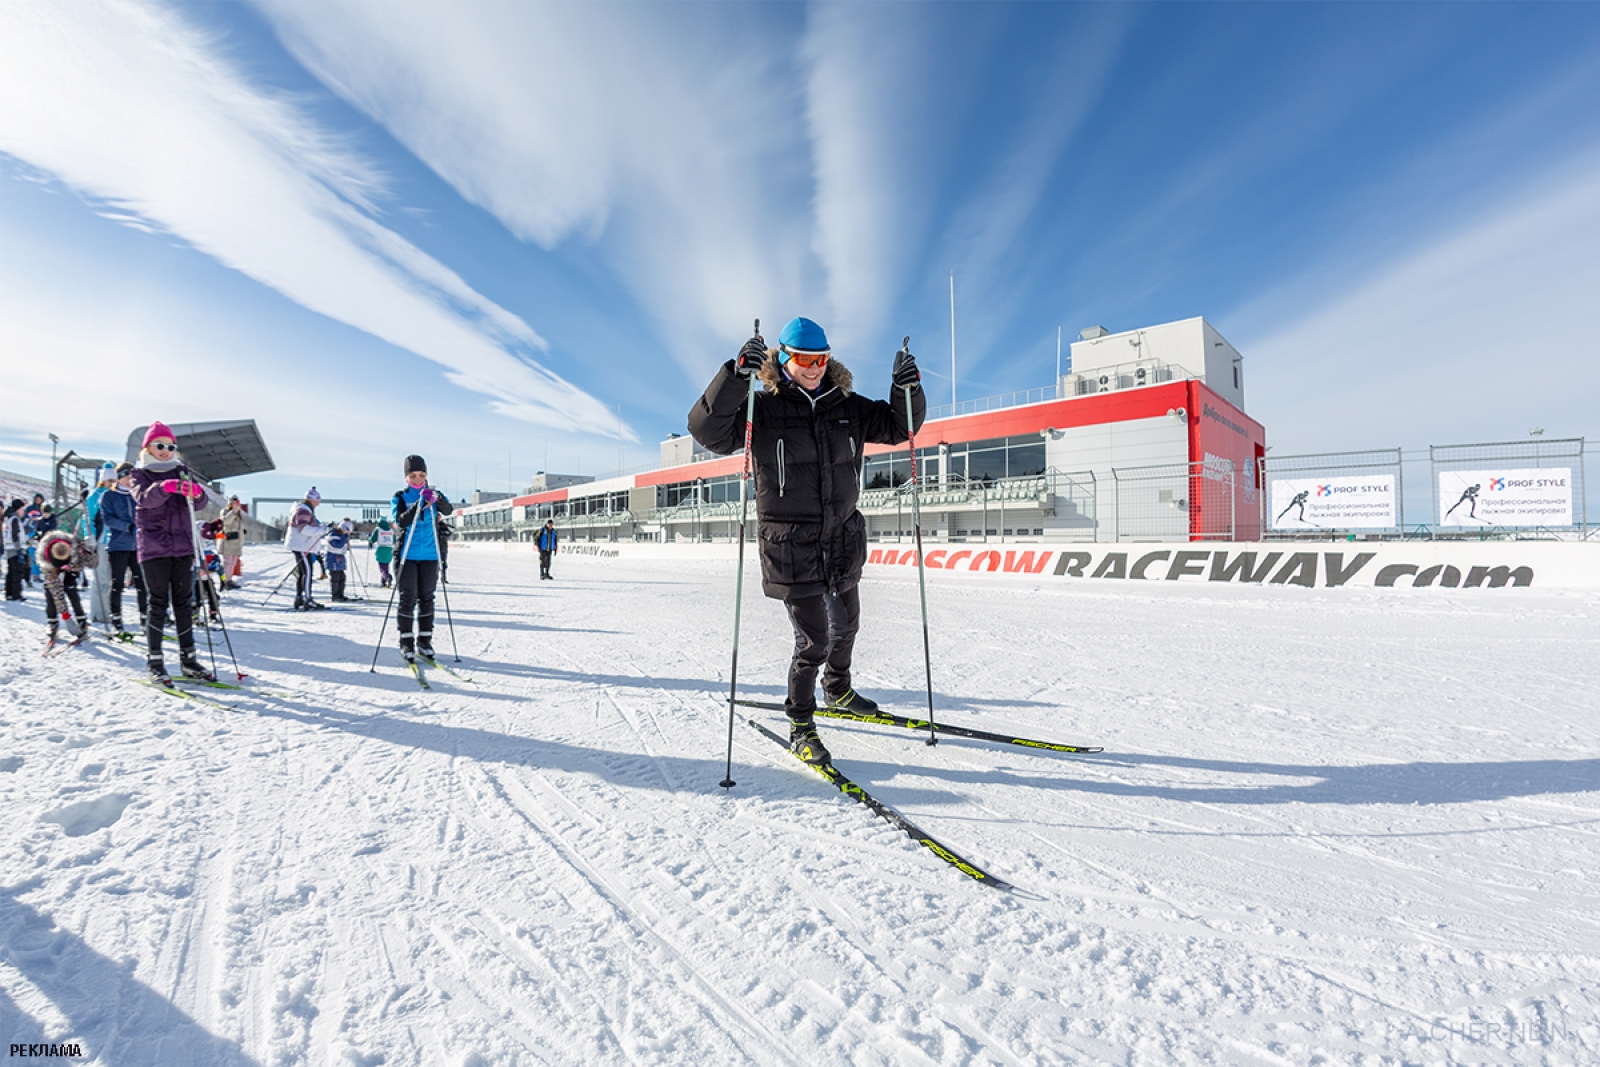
[257,0,816,377]
[1241,153,1600,450]
[0,0,624,437]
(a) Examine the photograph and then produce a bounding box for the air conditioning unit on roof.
[1095,372,1115,393]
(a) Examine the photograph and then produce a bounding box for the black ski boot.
[417,636,435,662]
[179,650,214,682]
[148,656,173,686]
[787,711,832,767]
[399,636,416,663]
[824,687,880,714]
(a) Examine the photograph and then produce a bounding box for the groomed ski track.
[3,544,1599,1065]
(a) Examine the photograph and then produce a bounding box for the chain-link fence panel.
[1259,448,1403,536]
[1431,438,1586,536]
[1113,460,1235,542]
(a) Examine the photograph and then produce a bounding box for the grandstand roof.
[125,420,275,482]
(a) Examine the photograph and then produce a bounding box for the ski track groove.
[464,760,802,1066]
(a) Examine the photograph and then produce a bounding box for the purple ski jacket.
[130,462,215,563]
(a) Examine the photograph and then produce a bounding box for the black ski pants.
[5,552,24,601]
[109,548,146,622]
[293,551,316,606]
[141,554,195,659]
[783,585,861,715]
[539,549,553,578]
[397,559,438,642]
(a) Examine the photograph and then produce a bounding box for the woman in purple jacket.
[129,422,216,684]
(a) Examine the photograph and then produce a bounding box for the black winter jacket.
[688,354,925,600]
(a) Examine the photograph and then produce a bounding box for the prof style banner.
[1438,468,1572,527]
[1269,475,1396,530]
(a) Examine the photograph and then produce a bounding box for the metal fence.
[1259,448,1404,537]
[1113,459,1236,542]
[1431,438,1586,537]
[1257,438,1589,539]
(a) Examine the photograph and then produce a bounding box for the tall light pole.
[48,433,59,509]
[949,273,957,410]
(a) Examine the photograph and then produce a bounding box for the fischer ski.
[407,660,431,689]
[419,658,473,683]
[735,698,1102,754]
[130,677,232,709]
[745,717,1012,891]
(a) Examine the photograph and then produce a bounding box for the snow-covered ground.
[3,543,1598,1066]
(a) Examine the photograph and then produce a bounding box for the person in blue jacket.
[535,520,558,580]
[391,454,453,662]
[99,464,146,636]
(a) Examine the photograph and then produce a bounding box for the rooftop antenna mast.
[949,272,957,410]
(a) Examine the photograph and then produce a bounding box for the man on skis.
[688,316,924,766]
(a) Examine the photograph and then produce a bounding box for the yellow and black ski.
[745,717,1012,891]
[735,698,1102,754]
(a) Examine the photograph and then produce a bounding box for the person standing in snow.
[84,463,118,623]
[535,519,558,580]
[369,517,396,587]
[219,496,245,588]
[38,529,95,643]
[4,499,30,601]
[325,520,351,602]
[100,464,147,637]
[284,488,327,611]
[129,422,217,683]
[687,316,925,767]
[391,455,453,662]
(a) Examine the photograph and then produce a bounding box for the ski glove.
[419,488,437,505]
[892,349,921,388]
[160,479,204,499]
[735,337,767,378]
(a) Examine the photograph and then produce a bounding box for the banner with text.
[1269,475,1396,530]
[1438,468,1572,528]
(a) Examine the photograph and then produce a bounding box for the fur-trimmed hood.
[757,352,853,396]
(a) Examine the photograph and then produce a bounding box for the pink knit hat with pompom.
[142,421,176,447]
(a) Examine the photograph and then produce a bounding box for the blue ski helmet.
[777,317,829,363]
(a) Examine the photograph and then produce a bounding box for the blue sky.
[3,1,1599,513]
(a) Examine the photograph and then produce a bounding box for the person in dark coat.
[4,499,29,601]
[129,422,217,683]
[100,464,147,634]
[688,316,924,765]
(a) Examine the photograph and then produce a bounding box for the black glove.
[736,337,766,377]
[892,348,920,388]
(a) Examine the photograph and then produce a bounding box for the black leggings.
[397,559,438,641]
[141,555,195,658]
[783,585,861,713]
[109,549,146,622]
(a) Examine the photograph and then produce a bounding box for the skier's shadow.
[246,701,726,794]
[0,888,261,1066]
[829,747,1600,809]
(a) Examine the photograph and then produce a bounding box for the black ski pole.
[900,336,936,746]
[437,520,461,662]
[181,488,221,677]
[720,318,763,790]
[369,500,422,672]
[188,510,244,680]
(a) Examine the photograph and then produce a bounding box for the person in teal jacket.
[390,454,453,662]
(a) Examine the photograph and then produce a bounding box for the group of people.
[17,313,920,768]
[3,493,58,601]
